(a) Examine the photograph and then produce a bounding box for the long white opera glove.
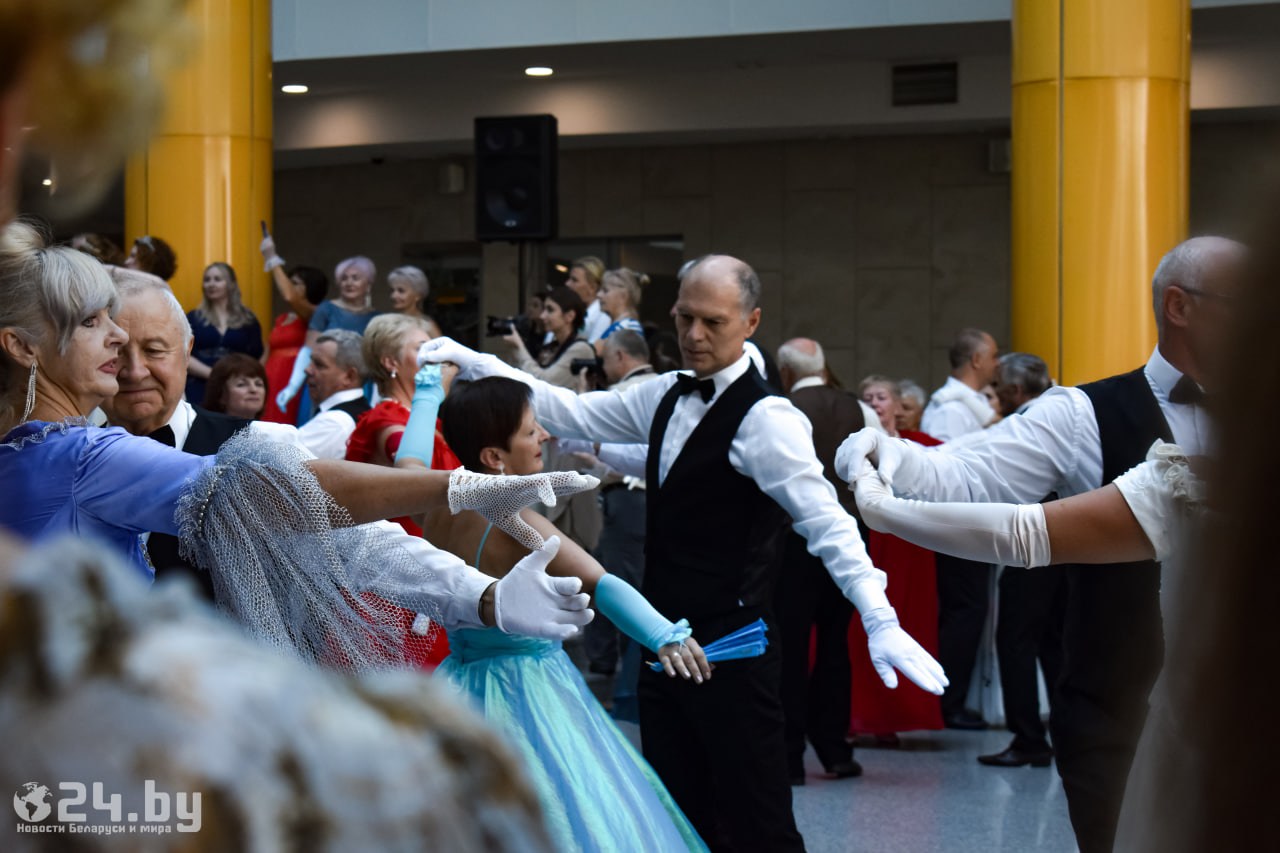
[492,536,594,639]
[862,607,949,694]
[834,427,931,491]
[854,465,1052,568]
[446,467,600,551]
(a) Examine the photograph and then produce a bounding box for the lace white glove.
[862,606,948,694]
[417,337,489,378]
[835,427,929,490]
[446,467,600,551]
[260,235,286,272]
[493,535,594,640]
[854,465,1051,568]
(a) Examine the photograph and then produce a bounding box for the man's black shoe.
[977,745,1053,768]
[943,710,988,730]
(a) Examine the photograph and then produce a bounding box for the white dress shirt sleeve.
[246,422,491,629]
[295,410,356,459]
[920,402,974,443]
[597,443,650,478]
[897,386,1103,503]
[729,398,891,615]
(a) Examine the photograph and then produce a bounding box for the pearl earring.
[390,368,398,379]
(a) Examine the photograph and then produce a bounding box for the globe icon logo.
[13,782,53,823]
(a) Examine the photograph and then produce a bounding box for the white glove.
[854,465,1051,567]
[862,607,948,694]
[260,235,286,272]
[417,336,488,377]
[446,467,600,551]
[493,536,594,640]
[835,427,927,491]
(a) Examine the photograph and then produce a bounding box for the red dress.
[848,429,945,734]
[262,313,307,424]
[346,400,462,669]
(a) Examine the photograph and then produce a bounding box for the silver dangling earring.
[20,361,36,422]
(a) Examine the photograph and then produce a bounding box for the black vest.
[1062,368,1174,698]
[330,394,371,421]
[644,365,789,626]
[146,406,250,602]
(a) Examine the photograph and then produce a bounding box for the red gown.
[848,429,945,734]
[262,313,307,424]
[346,400,462,669]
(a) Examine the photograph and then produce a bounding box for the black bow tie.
[675,374,716,403]
[147,424,176,447]
[1169,376,1208,407]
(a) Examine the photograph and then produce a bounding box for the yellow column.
[125,0,273,325]
[1011,0,1189,385]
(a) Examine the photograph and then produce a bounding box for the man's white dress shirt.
[898,348,1210,503]
[160,400,491,629]
[921,375,996,442]
[296,387,365,459]
[462,349,892,614]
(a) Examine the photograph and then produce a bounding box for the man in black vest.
[836,236,1244,852]
[775,336,865,785]
[420,255,946,852]
[296,329,370,458]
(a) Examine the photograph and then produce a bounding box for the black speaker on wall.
[474,114,558,242]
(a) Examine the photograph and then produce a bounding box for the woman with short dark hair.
[501,285,595,390]
[204,353,268,420]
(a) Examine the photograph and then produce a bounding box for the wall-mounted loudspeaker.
[474,114,558,242]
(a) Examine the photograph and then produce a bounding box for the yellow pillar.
[1011,0,1190,385]
[125,0,273,325]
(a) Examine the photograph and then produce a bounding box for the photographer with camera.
[501,285,596,391]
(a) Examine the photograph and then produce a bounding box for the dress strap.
[475,522,495,567]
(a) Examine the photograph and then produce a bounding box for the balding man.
[775,337,865,785]
[838,235,1246,852]
[421,254,945,852]
[923,328,1000,441]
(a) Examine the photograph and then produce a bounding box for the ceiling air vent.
[891,62,958,107]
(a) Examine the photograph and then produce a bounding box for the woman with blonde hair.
[388,265,443,337]
[595,266,647,353]
[564,255,613,342]
[186,261,263,405]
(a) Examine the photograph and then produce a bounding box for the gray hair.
[315,329,368,382]
[948,328,993,370]
[361,313,429,392]
[109,266,191,344]
[680,254,762,314]
[603,329,650,362]
[998,352,1051,398]
[858,374,901,399]
[388,265,430,300]
[1151,236,1246,334]
[777,338,825,377]
[0,221,119,428]
[898,379,928,408]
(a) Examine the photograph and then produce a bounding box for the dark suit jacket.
[146,406,250,602]
[788,383,866,515]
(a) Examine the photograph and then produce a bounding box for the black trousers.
[1050,564,1163,853]
[775,532,854,774]
[639,612,805,853]
[995,566,1066,751]
[584,486,647,671]
[936,554,993,717]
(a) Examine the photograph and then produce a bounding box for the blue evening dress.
[435,525,707,853]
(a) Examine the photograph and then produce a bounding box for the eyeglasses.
[1176,285,1235,305]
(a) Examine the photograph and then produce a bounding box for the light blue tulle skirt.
[438,628,707,853]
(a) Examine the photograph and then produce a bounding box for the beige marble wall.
[272,121,1273,390]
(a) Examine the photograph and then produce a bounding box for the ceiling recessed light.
[524,66,553,77]
[554,264,568,273]
[41,178,53,187]
[281,84,309,94]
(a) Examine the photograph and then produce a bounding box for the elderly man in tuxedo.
[774,337,865,785]
[420,254,946,852]
[838,236,1245,853]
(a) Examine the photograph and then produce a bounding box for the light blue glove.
[276,345,311,411]
[398,364,446,465]
[594,573,691,654]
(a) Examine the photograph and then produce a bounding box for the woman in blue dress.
[419,376,711,853]
[184,262,264,406]
[0,223,598,669]
[276,254,382,419]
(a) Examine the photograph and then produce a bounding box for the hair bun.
[0,220,49,257]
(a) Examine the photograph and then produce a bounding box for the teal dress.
[436,526,706,853]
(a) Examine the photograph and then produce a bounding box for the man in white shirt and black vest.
[297,329,370,459]
[836,236,1244,853]
[420,254,946,852]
